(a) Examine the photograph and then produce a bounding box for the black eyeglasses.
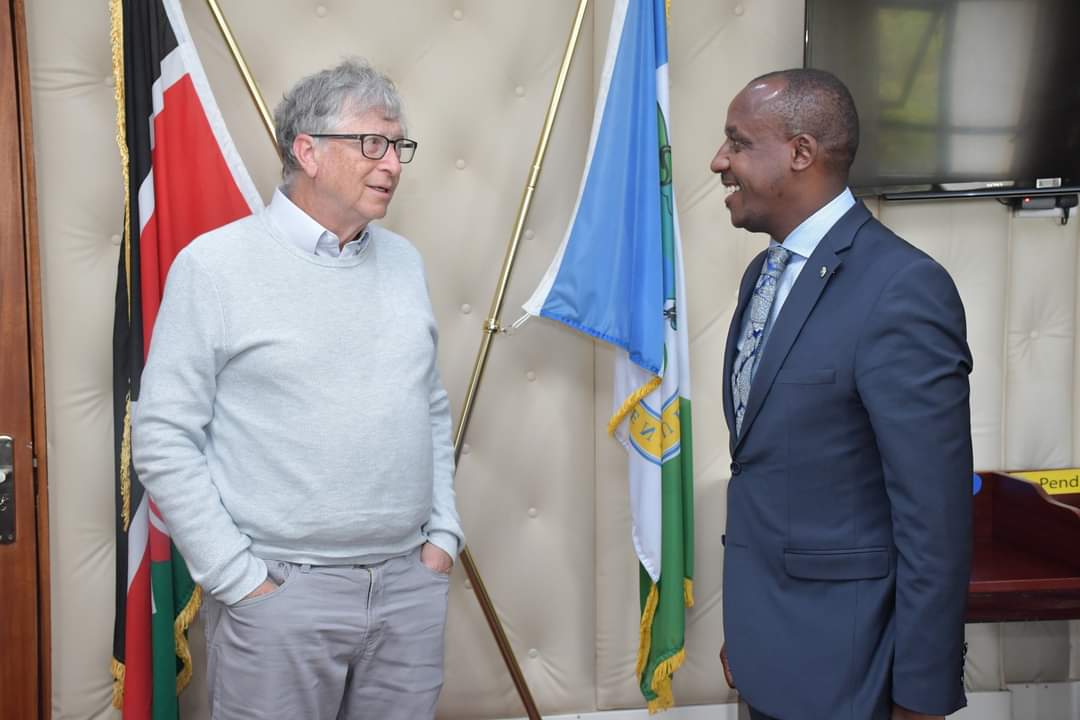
[307,133,418,163]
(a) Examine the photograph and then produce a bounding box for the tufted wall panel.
[23,1,1078,718]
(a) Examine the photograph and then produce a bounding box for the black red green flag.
[109,0,260,716]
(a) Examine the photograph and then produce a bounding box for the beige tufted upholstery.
[24,1,1078,718]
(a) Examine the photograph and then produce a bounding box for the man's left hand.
[421,542,453,575]
[891,704,943,720]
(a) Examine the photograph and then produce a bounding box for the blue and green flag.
[523,0,693,710]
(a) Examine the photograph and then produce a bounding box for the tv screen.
[804,0,1080,198]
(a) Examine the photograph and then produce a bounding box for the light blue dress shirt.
[267,188,370,258]
[736,188,856,358]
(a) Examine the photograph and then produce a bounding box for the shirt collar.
[774,187,856,259]
[267,188,369,258]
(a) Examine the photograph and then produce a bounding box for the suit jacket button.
[730,461,741,475]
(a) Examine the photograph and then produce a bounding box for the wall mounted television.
[804,0,1080,201]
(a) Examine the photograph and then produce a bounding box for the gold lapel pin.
[819,265,828,278]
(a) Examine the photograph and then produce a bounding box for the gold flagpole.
[206,1,592,717]
[452,2,590,717]
[204,0,279,159]
[453,0,590,465]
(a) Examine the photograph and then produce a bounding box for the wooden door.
[0,0,50,717]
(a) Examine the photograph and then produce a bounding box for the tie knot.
[764,245,791,279]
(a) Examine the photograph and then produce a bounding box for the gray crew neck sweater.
[132,211,463,605]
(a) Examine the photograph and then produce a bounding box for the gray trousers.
[202,547,450,720]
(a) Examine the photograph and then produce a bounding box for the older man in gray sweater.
[132,59,463,720]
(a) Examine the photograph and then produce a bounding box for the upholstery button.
[110,234,122,246]
[461,443,471,455]
[524,229,535,240]
[461,303,472,315]
[514,85,526,97]
[734,3,745,16]
[730,461,742,476]
[464,580,472,590]
[528,648,539,659]
[452,8,464,20]
[455,158,467,170]
[528,507,538,518]
[315,4,327,17]
[104,75,114,87]
[526,371,536,382]
[1029,330,1039,339]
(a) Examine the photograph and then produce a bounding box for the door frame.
[2,0,51,716]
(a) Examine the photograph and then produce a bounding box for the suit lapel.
[733,203,872,452]
[724,250,766,451]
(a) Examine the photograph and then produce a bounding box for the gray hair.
[273,58,406,182]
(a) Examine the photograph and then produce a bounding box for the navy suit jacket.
[721,202,973,719]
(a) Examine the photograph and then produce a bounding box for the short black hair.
[749,68,860,174]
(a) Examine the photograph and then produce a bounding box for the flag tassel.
[608,375,662,436]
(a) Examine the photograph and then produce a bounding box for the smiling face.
[317,109,403,237]
[710,80,797,238]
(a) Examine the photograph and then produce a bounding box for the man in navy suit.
[711,69,972,720]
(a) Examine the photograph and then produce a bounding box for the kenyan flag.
[109,0,261,716]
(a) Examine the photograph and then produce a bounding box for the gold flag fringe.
[646,646,685,713]
[110,657,125,710]
[109,586,204,707]
[635,577,694,714]
[120,393,132,530]
[109,0,134,530]
[109,0,131,323]
[634,583,659,680]
[110,0,129,708]
[110,0,133,535]
[175,585,203,693]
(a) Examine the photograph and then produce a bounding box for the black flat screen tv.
[804,0,1080,200]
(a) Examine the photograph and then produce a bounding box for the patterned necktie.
[732,245,791,437]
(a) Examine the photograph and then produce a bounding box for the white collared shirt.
[738,188,856,355]
[266,188,369,258]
